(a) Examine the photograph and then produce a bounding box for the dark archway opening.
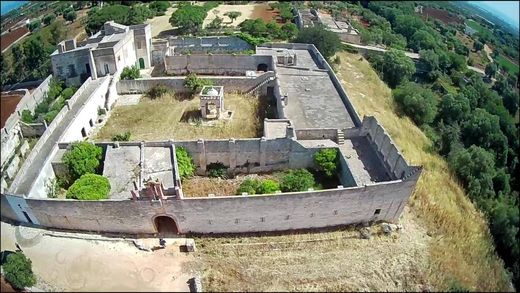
[139,58,145,69]
[154,216,179,235]
[257,63,268,72]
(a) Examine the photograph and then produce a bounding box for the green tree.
[62,142,103,180]
[120,65,141,80]
[434,121,462,156]
[239,19,269,38]
[392,82,438,126]
[280,169,315,192]
[85,5,131,34]
[314,148,339,177]
[11,44,25,79]
[393,14,424,40]
[149,1,169,16]
[66,174,111,200]
[409,29,437,52]
[23,36,46,72]
[473,40,484,52]
[43,13,56,25]
[169,4,207,35]
[281,22,298,40]
[225,11,241,23]
[26,20,41,32]
[378,49,416,88]
[175,146,195,179]
[448,145,496,201]
[49,21,64,45]
[485,63,497,78]
[127,5,152,25]
[2,252,36,289]
[437,93,470,125]
[207,16,223,30]
[294,25,341,60]
[64,9,77,22]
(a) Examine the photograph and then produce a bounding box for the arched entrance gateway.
[257,63,268,72]
[153,215,179,235]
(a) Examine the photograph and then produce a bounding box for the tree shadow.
[180,109,201,123]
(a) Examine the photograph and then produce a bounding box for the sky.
[468,1,520,30]
[1,1,28,16]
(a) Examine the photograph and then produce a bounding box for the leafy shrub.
[21,110,35,123]
[147,84,172,99]
[392,82,438,126]
[184,73,213,96]
[120,65,141,80]
[314,148,339,177]
[257,179,280,194]
[237,178,260,194]
[280,169,315,192]
[175,146,196,179]
[66,174,111,200]
[207,162,227,178]
[44,109,60,123]
[149,1,170,16]
[2,252,36,289]
[62,142,103,180]
[235,32,270,46]
[112,131,131,141]
[61,87,76,100]
[294,25,341,60]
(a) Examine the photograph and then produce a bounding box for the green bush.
[66,174,111,200]
[184,73,213,96]
[207,162,227,178]
[147,84,172,99]
[2,252,36,289]
[21,110,35,123]
[237,178,260,194]
[120,65,141,80]
[280,169,315,192]
[62,142,103,180]
[112,131,131,141]
[61,87,76,100]
[43,109,60,123]
[314,148,339,177]
[175,146,195,179]
[257,179,280,194]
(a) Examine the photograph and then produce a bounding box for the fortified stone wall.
[116,72,275,95]
[1,169,420,234]
[295,128,338,141]
[360,116,417,179]
[168,36,252,54]
[164,55,273,75]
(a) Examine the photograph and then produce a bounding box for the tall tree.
[294,25,341,60]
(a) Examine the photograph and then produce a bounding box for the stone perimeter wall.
[1,170,420,234]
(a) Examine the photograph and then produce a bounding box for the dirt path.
[1,222,194,292]
[145,7,177,38]
[483,44,493,63]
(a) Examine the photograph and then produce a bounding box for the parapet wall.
[360,116,417,179]
[164,55,273,75]
[1,168,420,234]
[116,72,275,96]
[168,36,252,54]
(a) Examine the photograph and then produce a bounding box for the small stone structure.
[199,86,224,119]
[275,49,297,66]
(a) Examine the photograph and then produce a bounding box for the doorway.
[139,58,145,69]
[257,63,268,72]
[153,215,179,235]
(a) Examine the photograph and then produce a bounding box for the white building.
[50,21,152,86]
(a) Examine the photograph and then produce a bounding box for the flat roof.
[257,47,356,129]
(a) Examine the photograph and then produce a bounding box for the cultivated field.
[203,3,278,28]
[335,52,511,291]
[93,92,265,141]
[418,7,464,25]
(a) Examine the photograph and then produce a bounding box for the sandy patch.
[1,222,194,292]
[203,3,277,28]
[145,7,177,38]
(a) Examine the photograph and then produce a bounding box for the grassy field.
[94,93,265,141]
[495,55,519,75]
[466,19,488,34]
[335,52,512,291]
[182,173,278,197]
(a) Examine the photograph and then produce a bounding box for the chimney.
[58,42,65,53]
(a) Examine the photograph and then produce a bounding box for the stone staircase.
[336,129,345,145]
[245,75,275,95]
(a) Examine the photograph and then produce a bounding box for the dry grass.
[182,173,278,197]
[94,93,264,141]
[188,207,431,292]
[335,51,512,291]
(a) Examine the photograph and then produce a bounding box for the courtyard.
[202,3,279,28]
[93,92,273,141]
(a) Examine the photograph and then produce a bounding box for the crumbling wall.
[164,55,273,75]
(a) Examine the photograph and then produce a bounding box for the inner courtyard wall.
[164,55,273,75]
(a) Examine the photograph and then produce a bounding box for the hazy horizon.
[468,1,520,30]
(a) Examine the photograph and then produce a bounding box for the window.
[89,119,94,127]
[104,64,109,75]
[374,209,381,215]
[137,41,141,49]
[81,128,87,138]
[117,55,121,61]
[68,64,76,77]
